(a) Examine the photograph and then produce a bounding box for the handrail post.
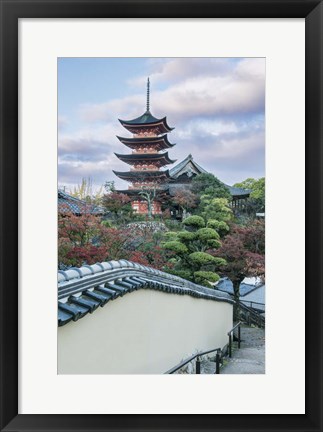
[229,334,232,358]
[215,350,220,374]
[196,356,201,374]
[238,323,241,349]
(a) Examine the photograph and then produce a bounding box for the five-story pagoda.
[113,78,176,215]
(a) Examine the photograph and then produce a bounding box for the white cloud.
[58,58,265,188]
[79,58,265,124]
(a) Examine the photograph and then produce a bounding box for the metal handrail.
[227,321,242,357]
[165,347,221,374]
[240,300,265,307]
[227,321,242,336]
[238,301,265,327]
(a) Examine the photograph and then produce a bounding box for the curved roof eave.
[118,115,174,132]
[113,169,171,179]
[116,135,175,147]
[114,152,176,164]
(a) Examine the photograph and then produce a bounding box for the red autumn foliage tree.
[172,188,198,217]
[65,245,108,268]
[102,192,132,221]
[58,213,133,266]
[58,213,104,267]
[58,212,101,246]
[58,213,173,270]
[99,226,132,261]
[213,220,265,302]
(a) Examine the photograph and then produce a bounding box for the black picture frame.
[1,1,322,431]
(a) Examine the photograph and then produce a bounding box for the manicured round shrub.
[212,257,227,267]
[163,231,179,240]
[206,239,222,249]
[163,241,188,254]
[207,219,230,233]
[196,227,220,241]
[194,271,220,283]
[177,231,197,242]
[188,251,218,265]
[167,269,193,281]
[183,215,205,228]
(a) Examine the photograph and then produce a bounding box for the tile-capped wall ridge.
[58,260,233,302]
[58,260,234,327]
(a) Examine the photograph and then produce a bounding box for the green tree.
[191,173,231,200]
[200,197,233,222]
[234,177,265,213]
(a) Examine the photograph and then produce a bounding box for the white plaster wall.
[58,289,233,374]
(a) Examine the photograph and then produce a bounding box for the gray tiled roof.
[116,134,175,149]
[216,277,263,296]
[119,111,163,125]
[58,190,104,215]
[241,284,265,307]
[119,112,174,132]
[58,260,234,327]
[225,185,251,197]
[216,277,265,309]
[169,155,250,198]
[169,154,208,177]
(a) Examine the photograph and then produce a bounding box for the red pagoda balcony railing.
[133,130,159,138]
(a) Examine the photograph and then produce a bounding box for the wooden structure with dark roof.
[168,154,250,217]
[114,78,175,215]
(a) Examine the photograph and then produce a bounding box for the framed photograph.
[1,0,322,431]
[57,56,265,376]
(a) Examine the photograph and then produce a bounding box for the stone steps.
[200,325,265,374]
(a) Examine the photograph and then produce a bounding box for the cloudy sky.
[58,57,265,192]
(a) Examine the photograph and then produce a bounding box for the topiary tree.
[207,219,230,237]
[182,215,205,229]
[162,240,188,255]
[193,271,221,286]
[162,215,226,287]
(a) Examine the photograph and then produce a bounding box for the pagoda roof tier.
[119,111,174,134]
[113,170,170,183]
[116,134,175,150]
[114,152,176,167]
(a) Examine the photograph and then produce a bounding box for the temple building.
[113,78,176,214]
[114,79,250,216]
[168,154,251,212]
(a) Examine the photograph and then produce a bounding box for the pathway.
[201,325,265,374]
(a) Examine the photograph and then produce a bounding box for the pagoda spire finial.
[146,77,150,112]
